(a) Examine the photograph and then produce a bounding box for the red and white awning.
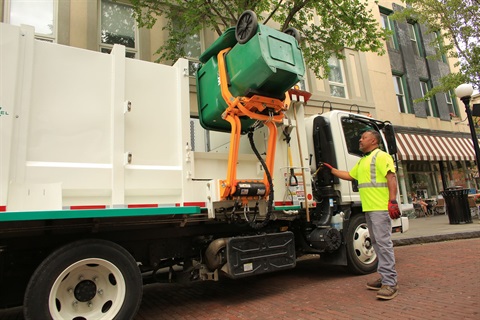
[395,133,476,161]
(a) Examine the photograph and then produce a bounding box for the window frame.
[99,0,139,59]
[379,8,399,50]
[419,80,438,117]
[392,73,411,114]
[445,91,460,117]
[327,56,348,99]
[434,31,447,63]
[4,0,57,42]
[407,22,424,57]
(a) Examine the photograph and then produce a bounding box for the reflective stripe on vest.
[358,150,388,189]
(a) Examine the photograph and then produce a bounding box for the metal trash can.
[441,188,473,224]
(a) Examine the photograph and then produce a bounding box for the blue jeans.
[365,211,398,286]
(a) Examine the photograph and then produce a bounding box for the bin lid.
[445,186,463,190]
[441,188,469,197]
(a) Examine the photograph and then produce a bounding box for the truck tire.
[345,214,378,275]
[23,239,142,320]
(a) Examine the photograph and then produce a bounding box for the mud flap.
[391,216,409,234]
[223,232,296,279]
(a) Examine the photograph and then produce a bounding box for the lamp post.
[455,83,480,170]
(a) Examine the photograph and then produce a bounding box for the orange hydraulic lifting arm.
[216,48,290,200]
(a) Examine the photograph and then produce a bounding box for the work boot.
[366,278,382,291]
[376,284,399,300]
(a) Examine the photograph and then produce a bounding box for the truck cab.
[304,110,407,273]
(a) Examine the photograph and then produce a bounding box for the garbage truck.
[0,12,407,320]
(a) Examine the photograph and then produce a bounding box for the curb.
[393,231,480,246]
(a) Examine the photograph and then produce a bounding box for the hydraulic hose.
[248,128,273,229]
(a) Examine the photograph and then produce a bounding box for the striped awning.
[395,133,476,161]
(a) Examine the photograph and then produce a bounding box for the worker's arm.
[386,171,401,219]
[331,167,354,181]
[386,171,398,201]
[323,163,354,181]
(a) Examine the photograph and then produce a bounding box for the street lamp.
[455,83,480,170]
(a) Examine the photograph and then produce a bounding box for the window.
[172,20,203,76]
[328,56,348,98]
[380,12,397,49]
[379,7,398,50]
[434,31,447,63]
[341,118,385,157]
[393,75,409,113]
[420,80,437,117]
[445,91,459,116]
[408,23,423,57]
[6,0,56,41]
[100,0,137,58]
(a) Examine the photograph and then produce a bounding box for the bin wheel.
[284,27,301,43]
[236,10,258,44]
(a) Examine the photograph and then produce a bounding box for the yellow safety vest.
[349,149,395,212]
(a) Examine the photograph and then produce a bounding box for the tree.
[393,0,480,93]
[129,0,388,78]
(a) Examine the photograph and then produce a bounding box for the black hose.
[247,128,273,229]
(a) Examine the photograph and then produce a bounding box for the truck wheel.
[345,214,378,275]
[23,239,142,320]
[235,10,258,44]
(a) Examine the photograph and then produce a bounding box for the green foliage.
[129,0,388,78]
[392,0,479,93]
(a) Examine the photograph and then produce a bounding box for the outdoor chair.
[467,197,479,218]
[433,198,446,215]
[413,202,430,218]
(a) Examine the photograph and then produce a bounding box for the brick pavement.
[0,239,478,319]
[134,238,480,320]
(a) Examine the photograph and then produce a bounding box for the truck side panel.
[0,23,191,211]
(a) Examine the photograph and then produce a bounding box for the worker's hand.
[321,162,334,170]
[388,200,401,220]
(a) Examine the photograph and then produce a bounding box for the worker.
[322,129,400,300]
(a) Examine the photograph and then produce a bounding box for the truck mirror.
[383,124,397,155]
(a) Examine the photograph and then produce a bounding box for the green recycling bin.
[196,23,305,133]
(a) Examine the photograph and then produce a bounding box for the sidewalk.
[392,212,480,246]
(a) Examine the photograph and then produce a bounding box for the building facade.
[1,0,477,205]
[370,1,477,204]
